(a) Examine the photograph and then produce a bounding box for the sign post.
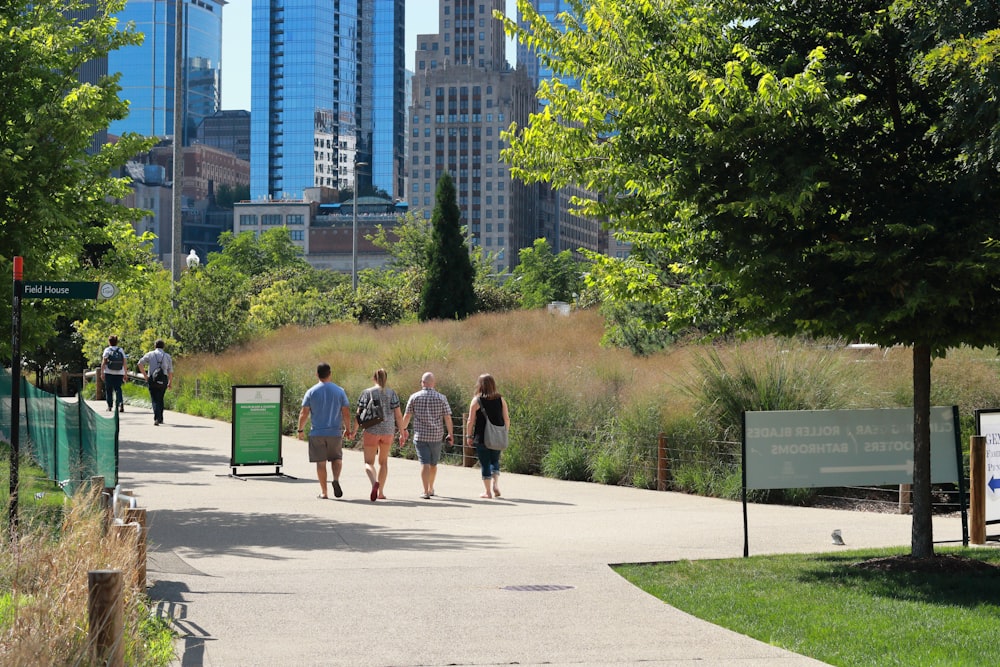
[8,268,116,535]
[9,258,23,537]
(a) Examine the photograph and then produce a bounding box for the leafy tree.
[511,238,585,309]
[368,211,433,272]
[501,0,1000,558]
[0,0,154,362]
[418,173,476,321]
[77,265,176,366]
[210,227,309,277]
[173,263,249,354]
[248,280,350,331]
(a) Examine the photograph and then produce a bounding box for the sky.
[220,0,519,110]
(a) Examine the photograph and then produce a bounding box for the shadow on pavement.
[146,507,503,556]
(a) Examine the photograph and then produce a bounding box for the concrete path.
[108,402,963,666]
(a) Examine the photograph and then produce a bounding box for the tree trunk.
[911,343,934,559]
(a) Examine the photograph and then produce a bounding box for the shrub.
[542,438,591,481]
[354,284,408,328]
[503,383,580,475]
[475,282,520,313]
[687,340,854,442]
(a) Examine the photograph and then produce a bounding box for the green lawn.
[614,547,1000,666]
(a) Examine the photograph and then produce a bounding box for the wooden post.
[88,569,124,667]
[657,433,669,491]
[898,483,912,515]
[125,508,148,588]
[462,412,476,467]
[970,435,986,545]
[60,370,68,396]
[90,476,110,522]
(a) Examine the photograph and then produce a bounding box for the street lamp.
[351,160,368,290]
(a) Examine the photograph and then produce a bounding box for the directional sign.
[744,407,959,489]
[975,409,1000,524]
[22,281,99,300]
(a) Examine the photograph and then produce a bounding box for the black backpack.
[356,388,385,428]
[149,351,169,388]
[106,347,125,372]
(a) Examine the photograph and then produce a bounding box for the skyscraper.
[251,0,357,201]
[516,0,612,259]
[409,0,536,273]
[107,0,223,144]
[251,0,405,202]
[360,0,406,199]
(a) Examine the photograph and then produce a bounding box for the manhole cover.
[501,584,574,592]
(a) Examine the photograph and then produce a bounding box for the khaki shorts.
[308,435,344,462]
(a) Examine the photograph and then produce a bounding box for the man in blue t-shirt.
[297,362,354,499]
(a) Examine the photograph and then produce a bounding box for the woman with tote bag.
[465,373,510,499]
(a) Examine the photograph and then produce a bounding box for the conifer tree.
[419,173,475,321]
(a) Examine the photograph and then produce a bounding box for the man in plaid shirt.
[400,372,454,499]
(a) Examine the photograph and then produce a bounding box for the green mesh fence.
[2,368,118,496]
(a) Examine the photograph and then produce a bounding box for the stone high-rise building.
[409,0,536,273]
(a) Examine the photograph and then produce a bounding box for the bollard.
[898,483,912,515]
[462,412,476,467]
[88,569,124,667]
[125,508,148,588]
[90,476,112,526]
[971,435,986,545]
[113,522,143,590]
[657,433,669,491]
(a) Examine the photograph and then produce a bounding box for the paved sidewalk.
[108,402,963,667]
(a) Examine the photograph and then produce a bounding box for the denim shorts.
[414,439,443,465]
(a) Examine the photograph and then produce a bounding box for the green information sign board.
[230,385,292,479]
[744,406,961,489]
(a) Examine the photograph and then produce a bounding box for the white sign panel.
[745,407,959,490]
[975,410,1000,524]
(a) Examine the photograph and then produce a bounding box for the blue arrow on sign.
[989,476,1000,493]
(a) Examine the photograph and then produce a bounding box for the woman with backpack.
[356,368,405,502]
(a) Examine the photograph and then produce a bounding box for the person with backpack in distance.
[100,335,128,413]
[138,339,173,426]
[465,373,510,499]
[356,368,406,502]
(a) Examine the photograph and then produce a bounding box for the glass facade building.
[108,0,223,144]
[251,0,357,200]
[251,0,404,201]
[365,0,405,198]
